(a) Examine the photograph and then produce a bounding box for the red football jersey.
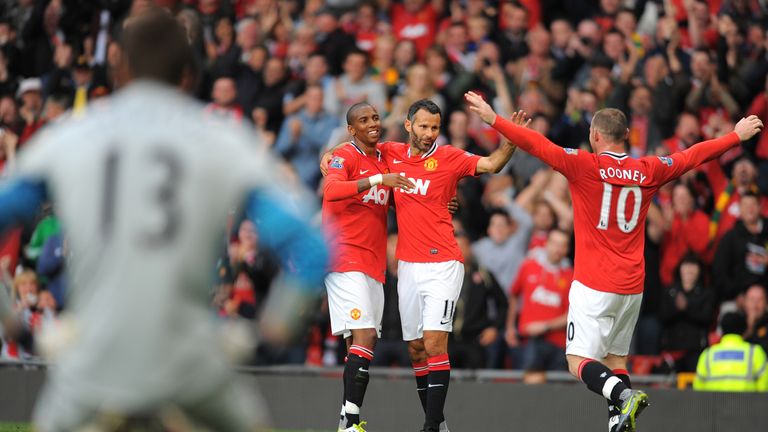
[493,115,741,294]
[381,141,481,263]
[322,143,390,283]
[510,255,573,348]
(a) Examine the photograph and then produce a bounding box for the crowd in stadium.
[0,0,767,378]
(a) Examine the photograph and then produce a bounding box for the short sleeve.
[444,145,482,178]
[326,147,355,182]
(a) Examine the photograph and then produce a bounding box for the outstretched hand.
[508,109,532,128]
[734,115,764,141]
[464,91,497,125]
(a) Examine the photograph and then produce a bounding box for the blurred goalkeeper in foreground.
[0,8,328,432]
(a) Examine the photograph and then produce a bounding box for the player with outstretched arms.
[465,91,763,431]
[0,10,328,432]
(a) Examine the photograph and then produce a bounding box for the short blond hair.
[591,108,628,143]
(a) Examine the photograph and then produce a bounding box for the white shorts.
[565,280,642,359]
[325,272,384,338]
[397,260,464,341]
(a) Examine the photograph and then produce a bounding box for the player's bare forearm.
[477,140,517,174]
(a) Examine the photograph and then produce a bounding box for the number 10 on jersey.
[597,183,641,233]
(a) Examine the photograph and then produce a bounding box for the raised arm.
[465,92,581,177]
[650,115,763,184]
[474,110,529,174]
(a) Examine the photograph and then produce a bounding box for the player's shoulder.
[378,141,406,154]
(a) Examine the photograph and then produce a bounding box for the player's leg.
[565,282,634,420]
[606,294,648,432]
[408,337,429,412]
[604,353,631,431]
[398,260,430,414]
[343,328,376,429]
[326,272,380,430]
[420,261,464,432]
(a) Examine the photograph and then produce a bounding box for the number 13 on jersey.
[597,183,642,233]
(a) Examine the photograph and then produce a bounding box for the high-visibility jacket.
[693,334,768,392]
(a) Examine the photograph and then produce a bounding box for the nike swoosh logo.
[392,159,403,164]
[440,319,451,325]
[359,170,369,175]
[358,368,368,373]
[428,384,444,388]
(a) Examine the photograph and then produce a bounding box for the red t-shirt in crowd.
[381,141,481,263]
[510,253,573,348]
[391,3,437,58]
[660,210,710,286]
[492,115,741,295]
[322,142,391,283]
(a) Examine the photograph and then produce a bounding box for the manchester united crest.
[350,308,361,320]
[424,157,438,171]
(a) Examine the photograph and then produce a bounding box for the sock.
[607,369,632,418]
[424,354,450,430]
[578,359,630,406]
[412,361,429,413]
[344,345,373,427]
[340,355,348,426]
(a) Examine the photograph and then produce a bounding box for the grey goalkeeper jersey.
[17,81,279,412]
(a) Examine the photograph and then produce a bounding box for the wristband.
[369,174,383,186]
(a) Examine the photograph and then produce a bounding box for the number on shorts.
[443,300,455,320]
[596,183,642,233]
[567,322,575,341]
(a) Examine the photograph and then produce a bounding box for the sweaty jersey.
[492,115,741,294]
[322,142,390,282]
[9,81,325,412]
[382,141,481,263]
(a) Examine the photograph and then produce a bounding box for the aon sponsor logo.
[398,176,431,196]
[362,185,390,205]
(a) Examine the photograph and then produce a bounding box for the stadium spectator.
[508,26,565,108]
[251,56,288,133]
[694,312,768,392]
[659,182,711,287]
[383,63,445,141]
[205,76,244,123]
[327,49,386,123]
[505,229,572,382]
[471,187,533,291]
[17,77,44,144]
[275,84,337,190]
[282,52,334,117]
[713,192,768,302]
[390,0,437,58]
[663,112,702,154]
[747,75,768,192]
[495,1,529,65]
[234,44,267,112]
[313,7,355,76]
[685,49,740,135]
[658,254,716,372]
[449,223,508,370]
[743,284,768,354]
